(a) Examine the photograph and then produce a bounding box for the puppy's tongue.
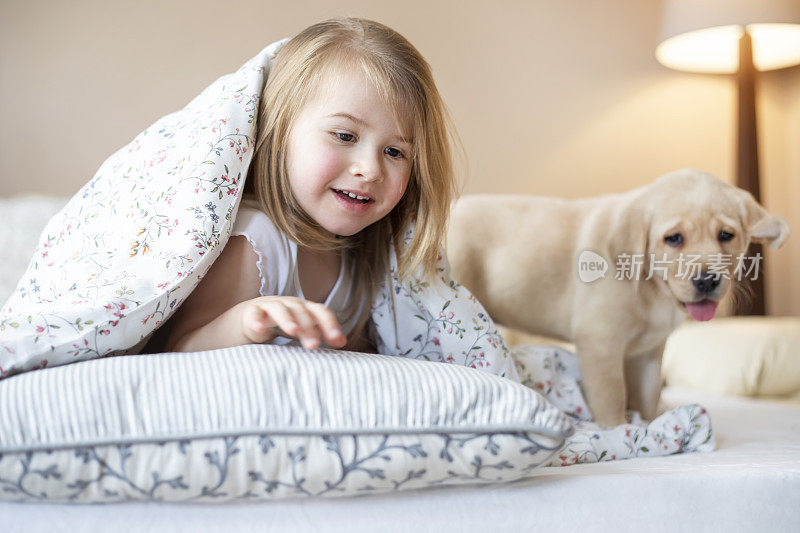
[685,299,718,321]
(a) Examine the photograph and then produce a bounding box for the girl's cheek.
[397,169,412,195]
[387,175,410,205]
[309,145,345,177]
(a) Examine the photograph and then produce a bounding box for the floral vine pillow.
[0,344,573,502]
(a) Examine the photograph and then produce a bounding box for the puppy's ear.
[607,203,651,279]
[736,189,790,250]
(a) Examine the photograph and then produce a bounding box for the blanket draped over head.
[0,39,519,383]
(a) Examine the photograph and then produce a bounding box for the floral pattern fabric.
[0,432,563,503]
[371,225,519,381]
[512,345,715,466]
[0,39,288,376]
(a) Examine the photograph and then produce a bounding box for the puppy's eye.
[664,233,684,247]
[718,230,735,242]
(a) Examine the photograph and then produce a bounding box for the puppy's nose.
[692,271,721,294]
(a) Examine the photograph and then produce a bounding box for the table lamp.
[656,0,800,315]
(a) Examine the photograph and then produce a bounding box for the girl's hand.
[240,296,347,350]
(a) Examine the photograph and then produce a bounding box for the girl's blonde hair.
[245,17,461,336]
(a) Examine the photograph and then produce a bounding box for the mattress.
[3,386,798,532]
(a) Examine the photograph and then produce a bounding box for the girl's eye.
[331,132,405,159]
[333,132,355,143]
[718,230,735,242]
[384,147,404,159]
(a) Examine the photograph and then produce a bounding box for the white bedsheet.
[2,387,798,532]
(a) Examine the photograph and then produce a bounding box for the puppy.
[447,169,790,426]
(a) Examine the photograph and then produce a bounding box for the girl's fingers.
[252,297,344,350]
[304,302,347,348]
[256,300,298,337]
[242,303,272,342]
[280,300,324,349]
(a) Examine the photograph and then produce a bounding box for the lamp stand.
[735,30,766,316]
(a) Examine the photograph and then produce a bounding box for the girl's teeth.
[338,189,368,201]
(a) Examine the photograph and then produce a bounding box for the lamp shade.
[657,0,800,73]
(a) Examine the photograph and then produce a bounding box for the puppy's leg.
[575,339,627,426]
[655,397,670,418]
[623,341,665,422]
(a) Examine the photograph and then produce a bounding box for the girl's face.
[285,69,413,237]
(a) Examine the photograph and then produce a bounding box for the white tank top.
[231,197,362,346]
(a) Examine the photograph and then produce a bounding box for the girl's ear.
[736,189,790,250]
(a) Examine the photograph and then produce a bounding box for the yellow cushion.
[662,317,800,400]
[500,318,800,402]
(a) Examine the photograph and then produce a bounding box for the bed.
[0,387,798,532]
[1,195,799,532]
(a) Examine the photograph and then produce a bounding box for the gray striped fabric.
[0,345,572,453]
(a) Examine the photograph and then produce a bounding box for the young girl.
[163,18,458,354]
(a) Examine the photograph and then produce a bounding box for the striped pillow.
[0,344,572,502]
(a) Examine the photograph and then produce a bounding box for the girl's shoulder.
[236,196,281,234]
[231,196,293,296]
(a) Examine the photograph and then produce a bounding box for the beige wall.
[1,0,797,315]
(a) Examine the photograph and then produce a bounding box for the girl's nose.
[350,150,382,182]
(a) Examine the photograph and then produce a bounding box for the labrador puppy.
[447,169,790,426]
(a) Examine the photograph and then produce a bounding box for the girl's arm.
[164,236,264,352]
[163,236,348,352]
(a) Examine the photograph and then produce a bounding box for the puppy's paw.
[625,410,647,427]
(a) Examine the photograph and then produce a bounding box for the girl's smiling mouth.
[331,188,374,204]
[330,188,375,213]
